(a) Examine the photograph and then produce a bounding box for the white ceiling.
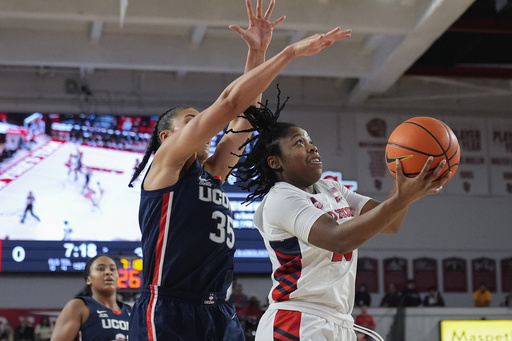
[1,0,511,116]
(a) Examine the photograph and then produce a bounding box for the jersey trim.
[153,192,173,286]
[270,238,302,302]
[273,310,301,341]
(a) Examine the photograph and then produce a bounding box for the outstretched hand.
[229,0,286,52]
[394,157,452,206]
[291,27,352,57]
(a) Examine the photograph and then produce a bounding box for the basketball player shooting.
[233,100,452,341]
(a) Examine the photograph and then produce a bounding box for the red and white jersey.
[254,179,371,325]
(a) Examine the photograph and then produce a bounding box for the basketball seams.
[403,120,457,171]
[404,120,449,155]
[387,142,446,158]
[385,117,461,179]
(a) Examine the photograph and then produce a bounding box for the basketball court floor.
[0,136,143,241]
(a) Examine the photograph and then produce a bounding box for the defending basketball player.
[233,101,451,340]
[126,0,352,339]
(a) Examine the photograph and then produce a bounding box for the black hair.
[128,106,191,187]
[78,254,118,297]
[234,88,294,203]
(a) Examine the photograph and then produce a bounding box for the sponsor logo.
[204,293,215,305]
[385,153,413,164]
[330,187,342,203]
[310,197,323,209]
[97,310,109,318]
[199,175,212,187]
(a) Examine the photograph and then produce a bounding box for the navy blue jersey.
[78,296,131,341]
[137,159,235,294]
[129,159,242,340]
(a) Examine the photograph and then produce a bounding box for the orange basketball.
[385,117,460,179]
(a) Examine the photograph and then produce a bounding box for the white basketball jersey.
[254,179,370,324]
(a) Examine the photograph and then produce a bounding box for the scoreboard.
[0,240,141,272]
[0,229,271,291]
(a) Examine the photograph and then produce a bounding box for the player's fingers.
[246,0,255,19]
[437,171,452,187]
[325,27,341,37]
[332,28,352,41]
[430,159,446,180]
[264,0,276,20]
[270,15,286,28]
[418,156,434,178]
[395,158,405,181]
[229,25,245,35]
[256,0,263,18]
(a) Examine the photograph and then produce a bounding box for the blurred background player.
[20,191,40,224]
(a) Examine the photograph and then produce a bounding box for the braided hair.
[234,88,295,203]
[128,106,191,187]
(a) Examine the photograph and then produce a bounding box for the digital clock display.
[0,231,272,278]
[0,240,142,272]
[117,257,143,291]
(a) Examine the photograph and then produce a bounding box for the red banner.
[413,257,438,292]
[383,257,408,291]
[472,257,497,292]
[356,257,379,293]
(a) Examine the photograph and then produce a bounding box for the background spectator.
[380,283,402,308]
[354,305,376,341]
[355,283,372,307]
[402,279,422,307]
[33,316,52,341]
[228,283,249,319]
[243,296,264,341]
[354,305,376,330]
[473,282,492,307]
[14,317,34,341]
[0,323,15,341]
[423,286,445,307]
[501,288,512,307]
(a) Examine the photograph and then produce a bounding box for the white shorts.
[255,309,357,341]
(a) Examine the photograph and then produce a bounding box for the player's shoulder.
[315,178,343,193]
[265,182,304,201]
[61,297,90,317]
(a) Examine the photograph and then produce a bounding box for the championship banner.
[472,257,497,292]
[442,115,489,195]
[487,118,512,195]
[413,257,438,292]
[443,257,468,293]
[356,114,399,194]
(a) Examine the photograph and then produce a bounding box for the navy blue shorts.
[129,286,245,341]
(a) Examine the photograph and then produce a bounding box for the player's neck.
[92,293,120,311]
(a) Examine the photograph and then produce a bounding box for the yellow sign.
[440,320,512,341]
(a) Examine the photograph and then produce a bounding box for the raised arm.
[308,157,452,254]
[205,0,286,179]
[152,27,352,187]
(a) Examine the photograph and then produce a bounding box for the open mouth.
[310,156,322,164]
